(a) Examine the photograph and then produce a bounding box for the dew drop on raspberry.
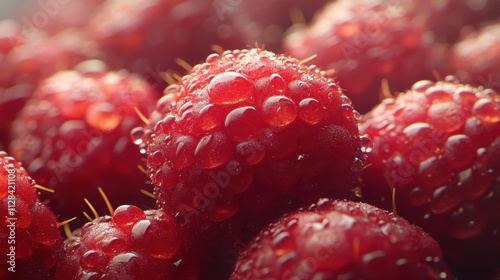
[424,87,453,102]
[113,205,146,230]
[149,150,164,167]
[130,127,144,145]
[411,80,434,92]
[225,106,261,141]
[131,219,181,259]
[453,88,478,107]
[446,203,486,239]
[360,135,373,153]
[429,186,463,215]
[473,98,500,123]
[415,156,452,190]
[298,98,325,125]
[427,102,465,132]
[269,74,287,93]
[443,135,476,168]
[198,104,224,132]
[102,237,127,256]
[261,96,297,127]
[86,102,122,132]
[208,72,255,105]
[81,250,102,269]
[174,135,196,170]
[194,132,233,169]
[235,137,266,165]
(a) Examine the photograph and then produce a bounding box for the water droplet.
[360,135,373,153]
[341,104,354,119]
[208,72,255,105]
[298,98,325,125]
[269,74,287,93]
[225,106,261,141]
[473,98,500,123]
[261,95,297,127]
[194,132,233,169]
[81,250,100,269]
[86,102,121,132]
[102,237,127,256]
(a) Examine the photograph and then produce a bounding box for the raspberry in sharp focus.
[8,59,158,227]
[55,205,204,280]
[360,76,500,276]
[0,151,62,280]
[230,199,453,280]
[137,48,368,252]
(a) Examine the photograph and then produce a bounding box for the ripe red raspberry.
[283,0,445,113]
[136,48,368,251]
[56,205,204,280]
[360,76,500,274]
[450,22,500,92]
[0,20,95,148]
[8,60,157,226]
[0,151,62,279]
[422,0,500,42]
[215,0,329,52]
[85,0,245,86]
[231,199,453,280]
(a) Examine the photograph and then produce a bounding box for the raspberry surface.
[0,20,95,148]
[137,48,368,250]
[8,60,157,226]
[450,22,500,92]
[85,0,245,84]
[56,206,204,280]
[0,151,62,280]
[283,0,444,113]
[231,199,453,280]
[360,76,500,274]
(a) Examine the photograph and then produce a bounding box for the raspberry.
[137,48,368,251]
[360,76,500,275]
[56,205,204,280]
[0,20,95,148]
[450,22,500,92]
[216,0,329,52]
[8,60,157,226]
[231,199,453,280]
[283,0,444,113]
[0,151,62,279]
[85,0,245,86]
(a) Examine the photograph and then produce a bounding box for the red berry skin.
[137,48,368,252]
[0,20,95,148]
[8,60,157,226]
[85,0,246,88]
[56,206,204,280]
[231,199,453,280]
[450,22,500,93]
[0,151,62,280]
[283,0,445,114]
[360,77,500,275]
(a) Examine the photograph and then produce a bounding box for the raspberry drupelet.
[361,76,500,276]
[231,199,453,280]
[56,205,204,280]
[0,151,62,280]
[8,60,157,226]
[136,48,369,251]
